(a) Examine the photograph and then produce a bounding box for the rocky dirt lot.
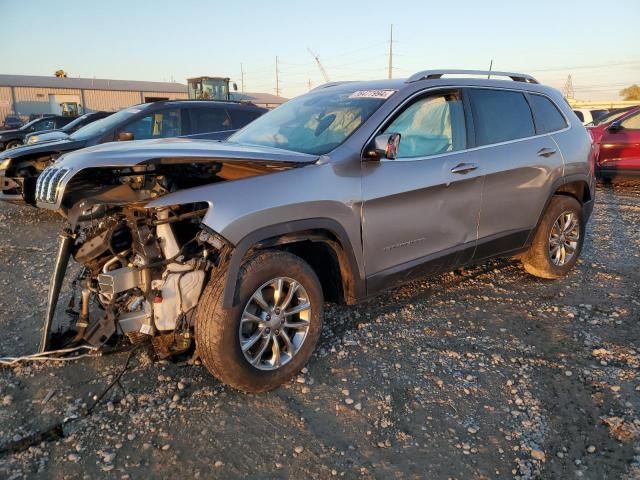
[0,181,639,480]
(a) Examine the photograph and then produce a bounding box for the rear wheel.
[195,250,323,392]
[521,195,584,279]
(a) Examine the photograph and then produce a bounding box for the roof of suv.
[312,70,556,96]
[145,100,267,110]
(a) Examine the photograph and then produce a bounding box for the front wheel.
[5,140,22,150]
[195,250,324,392]
[521,195,585,279]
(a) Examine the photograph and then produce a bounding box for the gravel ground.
[0,181,639,479]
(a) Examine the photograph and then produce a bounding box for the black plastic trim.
[222,218,364,308]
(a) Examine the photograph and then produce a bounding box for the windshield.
[589,108,635,126]
[70,106,148,141]
[229,88,392,155]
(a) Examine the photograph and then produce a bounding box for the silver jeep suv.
[34,70,594,392]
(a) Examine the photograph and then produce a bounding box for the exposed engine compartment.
[39,157,294,356]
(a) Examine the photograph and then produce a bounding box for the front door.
[361,89,483,294]
[599,111,640,173]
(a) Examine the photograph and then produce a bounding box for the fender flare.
[527,173,595,245]
[218,218,364,308]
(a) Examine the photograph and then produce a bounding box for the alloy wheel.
[239,277,311,371]
[548,211,580,266]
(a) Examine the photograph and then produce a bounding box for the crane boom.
[307,48,330,83]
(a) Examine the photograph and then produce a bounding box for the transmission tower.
[307,48,330,83]
[563,75,575,99]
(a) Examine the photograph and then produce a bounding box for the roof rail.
[407,69,539,84]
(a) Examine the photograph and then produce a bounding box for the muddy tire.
[195,250,323,393]
[5,140,22,150]
[521,195,585,279]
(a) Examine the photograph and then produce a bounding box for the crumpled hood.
[0,137,84,160]
[53,137,320,170]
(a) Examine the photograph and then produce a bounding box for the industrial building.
[0,74,288,125]
[0,75,188,124]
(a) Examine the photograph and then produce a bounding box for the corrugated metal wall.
[0,87,189,125]
[83,89,142,111]
[0,87,12,124]
[13,86,82,117]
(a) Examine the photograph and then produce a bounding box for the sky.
[1,0,639,100]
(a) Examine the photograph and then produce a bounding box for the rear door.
[598,111,640,173]
[361,89,484,292]
[467,88,565,260]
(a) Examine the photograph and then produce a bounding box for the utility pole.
[488,59,493,79]
[388,24,393,80]
[307,78,312,90]
[275,56,281,97]
[240,63,245,92]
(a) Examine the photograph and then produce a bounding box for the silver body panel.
[45,75,595,301]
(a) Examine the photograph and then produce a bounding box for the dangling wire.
[0,345,99,366]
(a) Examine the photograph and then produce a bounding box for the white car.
[572,108,609,125]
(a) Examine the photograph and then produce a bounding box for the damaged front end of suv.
[36,139,316,359]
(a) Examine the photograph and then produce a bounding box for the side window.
[469,89,535,146]
[31,118,55,132]
[383,92,466,159]
[229,109,262,129]
[621,113,640,130]
[189,108,232,134]
[573,110,585,122]
[529,94,567,133]
[120,108,182,140]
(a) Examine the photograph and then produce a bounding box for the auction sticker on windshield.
[349,89,397,99]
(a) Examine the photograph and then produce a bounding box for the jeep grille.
[35,167,68,204]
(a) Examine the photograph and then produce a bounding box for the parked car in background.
[572,108,609,125]
[32,70,594,392]
[0,100,267,204]
[588,105,640,179]
[0,115,76,151]
[2,115,23,130]
[25,111,113,145]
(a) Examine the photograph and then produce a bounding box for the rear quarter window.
[573,110,585,122]
[229,109,263,129]
[188,107,232,134]
[469,89,535,146]
[530,94,568,133]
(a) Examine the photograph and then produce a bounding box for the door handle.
[537,147,557,157]
[450,163,478,174]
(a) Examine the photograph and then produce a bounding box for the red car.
[588,105,640,179]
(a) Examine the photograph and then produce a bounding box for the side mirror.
[607,121,622,133]
[364,133,401,160]
[232,82,238,91]
[118,131,134,141]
